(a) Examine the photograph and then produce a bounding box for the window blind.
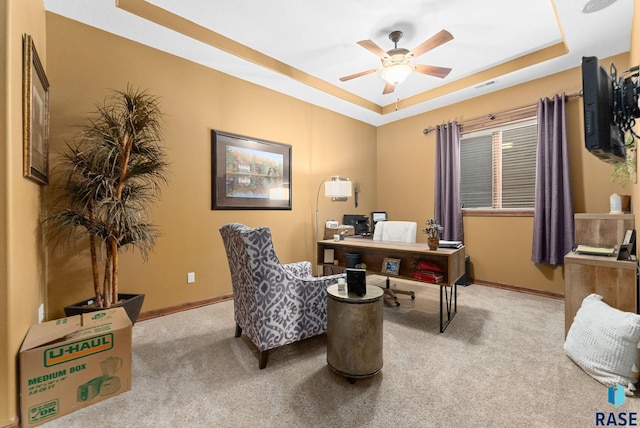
[460,119,537,210]
[501,123,537,208]
[460,134,493,208]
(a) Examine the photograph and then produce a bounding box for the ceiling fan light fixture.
[382,64,412,85]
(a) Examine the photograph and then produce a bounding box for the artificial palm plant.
[46,86,168,309]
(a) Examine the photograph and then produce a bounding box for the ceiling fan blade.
[382,82,395,95]
[413,64,452,79]
[339,68,380,82]
[410,29,454,58]
[357,39,389,58]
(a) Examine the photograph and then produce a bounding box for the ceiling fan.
[340,29,454,94]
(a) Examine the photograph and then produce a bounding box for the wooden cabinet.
[574,213,634,246]
[564,214,638,336]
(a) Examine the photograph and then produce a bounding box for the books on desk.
[413,270,444,283]
[439,240,463,249]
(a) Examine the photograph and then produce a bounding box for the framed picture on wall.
[22,34,50,185]
[211,130,292,210]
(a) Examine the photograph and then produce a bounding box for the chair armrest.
[283,261,313,278]
[283,261,345,284]
[298,273,345,289]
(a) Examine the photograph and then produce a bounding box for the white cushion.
[564,293,640,392]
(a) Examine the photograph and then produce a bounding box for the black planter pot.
[64,293,145,325]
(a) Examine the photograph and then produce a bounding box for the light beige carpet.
[41,277,639,427]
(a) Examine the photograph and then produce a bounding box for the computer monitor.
[371,211,387,223]
[371,211,387,232]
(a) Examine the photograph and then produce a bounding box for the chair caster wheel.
[411,295,416,300]
[395,301,400,307]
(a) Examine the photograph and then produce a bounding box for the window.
[460,119,538,210]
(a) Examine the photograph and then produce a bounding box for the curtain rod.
[422,91,583,135]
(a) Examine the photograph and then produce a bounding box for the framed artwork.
[22,34,50,185]
[382,257,401,275]
[323,248,335,264]
[211,130,292,210]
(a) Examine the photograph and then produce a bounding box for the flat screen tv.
[581,56,626,163]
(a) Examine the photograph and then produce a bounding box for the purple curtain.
[532,94,574,265]
[434,122,463,241]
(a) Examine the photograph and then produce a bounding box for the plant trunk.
[106,132,131,307]
[88,199,104,308]
[89,233,103,308]
[111,238,119,305]
[102,245,113,308]
[116,134,132,199]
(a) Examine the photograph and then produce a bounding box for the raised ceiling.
[44,0,634,126]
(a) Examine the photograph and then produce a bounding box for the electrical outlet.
[187,272,195,283]
[38,304,44,323]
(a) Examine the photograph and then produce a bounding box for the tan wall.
[377,53,631,295]
[44,14,377,318]
[630,2,640,220]
[1,0,48,425]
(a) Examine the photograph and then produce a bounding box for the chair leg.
[387,276,401,306]
[259,350,269,369]
[235,324,268,369]
[383,287,400,306]
[379,276,415,305]
[393,288,416,300]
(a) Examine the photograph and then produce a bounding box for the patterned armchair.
[219,223,345,369]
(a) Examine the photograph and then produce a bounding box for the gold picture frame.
[381,257,401,275]
[23,34,50,185]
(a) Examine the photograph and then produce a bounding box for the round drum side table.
[326,284,383,381]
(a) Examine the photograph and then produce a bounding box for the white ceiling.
[44,0,634,126]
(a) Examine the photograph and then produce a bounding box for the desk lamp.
[315,176,352,241]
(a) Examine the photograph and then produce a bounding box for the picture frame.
[381,257,401,275]
[22,34,50,185]
[211,130,292,210]
[323,248,335,264]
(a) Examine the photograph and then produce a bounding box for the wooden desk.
[317,238,466,332]
[564,213,639,336]
[564,251,638,336]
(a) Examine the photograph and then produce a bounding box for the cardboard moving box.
[19,307,132,427]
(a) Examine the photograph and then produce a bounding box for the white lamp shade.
[324,180,352,197]
[381,64,412,85]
